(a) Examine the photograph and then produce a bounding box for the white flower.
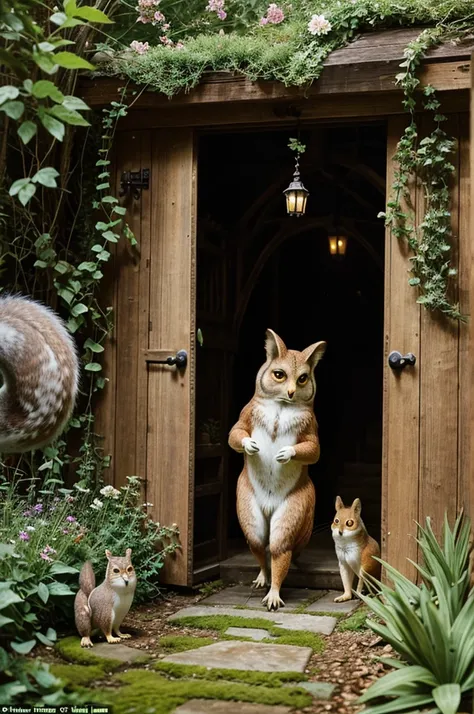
[26,526,36,532]
[90,498,103,510]
[308,13,332,35]
[100,485,121,499]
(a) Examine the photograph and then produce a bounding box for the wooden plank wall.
[383,112,471,577]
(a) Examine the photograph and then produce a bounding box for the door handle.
[388,351,416,370]
[144,349,188,369]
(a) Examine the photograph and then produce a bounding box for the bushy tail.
[79,561,96,597]
[0,295,79,454]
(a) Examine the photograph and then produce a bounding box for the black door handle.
[146,350,187,368]
[388,351,416,370]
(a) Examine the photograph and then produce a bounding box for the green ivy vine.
[381,28,464,321]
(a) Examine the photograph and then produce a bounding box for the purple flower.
[23,509,32,517]
[33,503,43,514]
[66,516,76,523]
[19,531,30,542]
[40,552,52,562]
[62,529,69,535]
[40,544,56,562]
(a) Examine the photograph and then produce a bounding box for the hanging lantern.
[328,234,348,257]
[283,158,309,217]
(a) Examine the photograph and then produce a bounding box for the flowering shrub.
[260,3,285,25]
[206,0,227,21]
[307,13,332,35]
[0,474,179,653]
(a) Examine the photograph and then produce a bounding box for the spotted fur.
[0,295,79,453]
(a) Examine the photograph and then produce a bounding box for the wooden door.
[97,128,197,587]
[383,113,471,579]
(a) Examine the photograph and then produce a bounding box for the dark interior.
[194,124,386,575]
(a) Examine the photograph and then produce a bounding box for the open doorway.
[194,123,386,586]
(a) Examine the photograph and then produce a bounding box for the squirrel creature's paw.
[262,588,285,611]
[334,593,353,603]
[106,634,122,644]
[252,570,268,589]
[275,446,296,464]
[80,637,93,648]
[117,632,132,639]
[242,437,259,455]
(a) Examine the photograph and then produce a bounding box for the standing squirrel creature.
[331,496,381,602]
[0,295,79,453]
[229,329,326,611]
[74,549,136,647]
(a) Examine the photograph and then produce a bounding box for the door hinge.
[119,169,150,200]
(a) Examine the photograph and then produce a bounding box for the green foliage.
[55,636,129,668]
[337,605,369,632]
[159,635,216,652]
[155,661,307,686]
[358,512,474,714]
[198,578,225,596]
[50,662,109,688]
[0,475,180,652]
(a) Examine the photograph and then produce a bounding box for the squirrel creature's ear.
[302,341,326,370]
[352,498,362,515]
[105,549,112,559]
[265,329,287,361]
[126,548,132,559]
[335,495,344,511]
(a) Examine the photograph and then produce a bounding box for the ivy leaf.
[84,362,102,372]
[36,632,55,647]
[1,100,24,119]
[97,250,110,261]
[38,41,56,52]
[48,105,90,126]
[32,80,65,103]
[9,177,30,196]
[11,640,36,655]
[77,261,97,272]
[113,205,127,215]
[39,111,65,142]
[0,85,19,104]
[32,167,59,188]
[71,303,88,316]
[62,95,90,111]
[73,6,113,22]
[96,182,110,190]
[32,50,58,75]
[53,52,95,70]
[60,16,86,27]
[64,0,77,17]
[50,11,68,25]
[54,261,72,274]
[102,231,118,242]
[84,338,104,353]
[101,196,118,204]
[18,183,36,206]
[57,286,75,304]
[17,121,37,145]
[37,582,49,604]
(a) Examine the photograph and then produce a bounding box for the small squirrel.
[74,549,136,647]
[229,329,326,611]
[331,496,381,602]
[0,295,79,453]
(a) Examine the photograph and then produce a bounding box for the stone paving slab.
[225,627,274,641]
[306,591,361,614]
[169,606,337,636]
[162,640,312,673]
[88,642,145,663]
[173,701,292,714]
[290,681,336,699]
[203,585,326,611]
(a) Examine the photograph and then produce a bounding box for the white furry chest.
[111,589,134,628]
[334,539,361,573]
[247,402,304,514]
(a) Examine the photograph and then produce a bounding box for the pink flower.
[130,40,150,54]
[40,544,56,562]
[206,0,226,20]
[19,531,29,541]
[175,42,185,50]
[40,552,52,562]
[259,16,269,25]
[62,529,69,535]
[66,515,76,523]
[308,13,332,35]
[153,10,164,20]
[266,3,284,24]
[160,35,173,45]
[217,9,226,19]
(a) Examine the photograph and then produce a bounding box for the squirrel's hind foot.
[80,637,93,648]
[251,570,268,589]
[116,631,132,639]
[262,588,285,611]
[106,634,122,644]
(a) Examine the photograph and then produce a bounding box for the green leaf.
[48,105,90,126]
[84,362,102,372]
[84,338,104,353]
[36,632,55,646]
[37,582,49,604]
[113,205,127,216]
[71,303,88,317]
[60,16,86,27]
[77,261,96,272]
[432,684,461,714]
[39,111,65,142]
[19,183,36,206]
[0,85,19,104]
[32,51,58,75]
[32,80,65,103]
[47,581,74,596]
[64,0,77,17]
[102,231,118,243]
[73,6,113,22]
[97,250,110,261]
[38,41,56,52]
[53,52,95,70]
[1,100,24,119]
[62,95,90,111]
[11,640,36,654]
[9,177,30,196]
[32,167,59,188]
[49,562,78,575]
[50,11,68,25]
[0,613,14,628]
[18,120,37,145]
[54,260,72,274]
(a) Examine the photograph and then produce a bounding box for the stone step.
[225,626,275,641]
[173,701,292,714]
[162,640,312,673]
[306,590,361,614]
[202,585,327,611]
[168,605,337,635]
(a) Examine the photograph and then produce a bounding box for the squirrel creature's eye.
[334,518,339,525]
[297,374,309,385]
[113,567,120,574]
[346,519,354,527]
[272,370,286,382]
[127,566,133,573]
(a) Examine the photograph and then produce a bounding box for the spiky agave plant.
[358,512,474,714]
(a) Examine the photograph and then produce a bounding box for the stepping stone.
[225,627,274,641]
[306,591,361,614]
[292,681,336,699]
[203,585,325,611]
[162,640,312,673]
[169,606,337,635]
[88,642,145,663]
[173,701,291,714]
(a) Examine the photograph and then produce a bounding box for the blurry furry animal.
[74,549,136,647]
[229,329,326,611]
[331,496,381,602]
[0,295,78,453]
